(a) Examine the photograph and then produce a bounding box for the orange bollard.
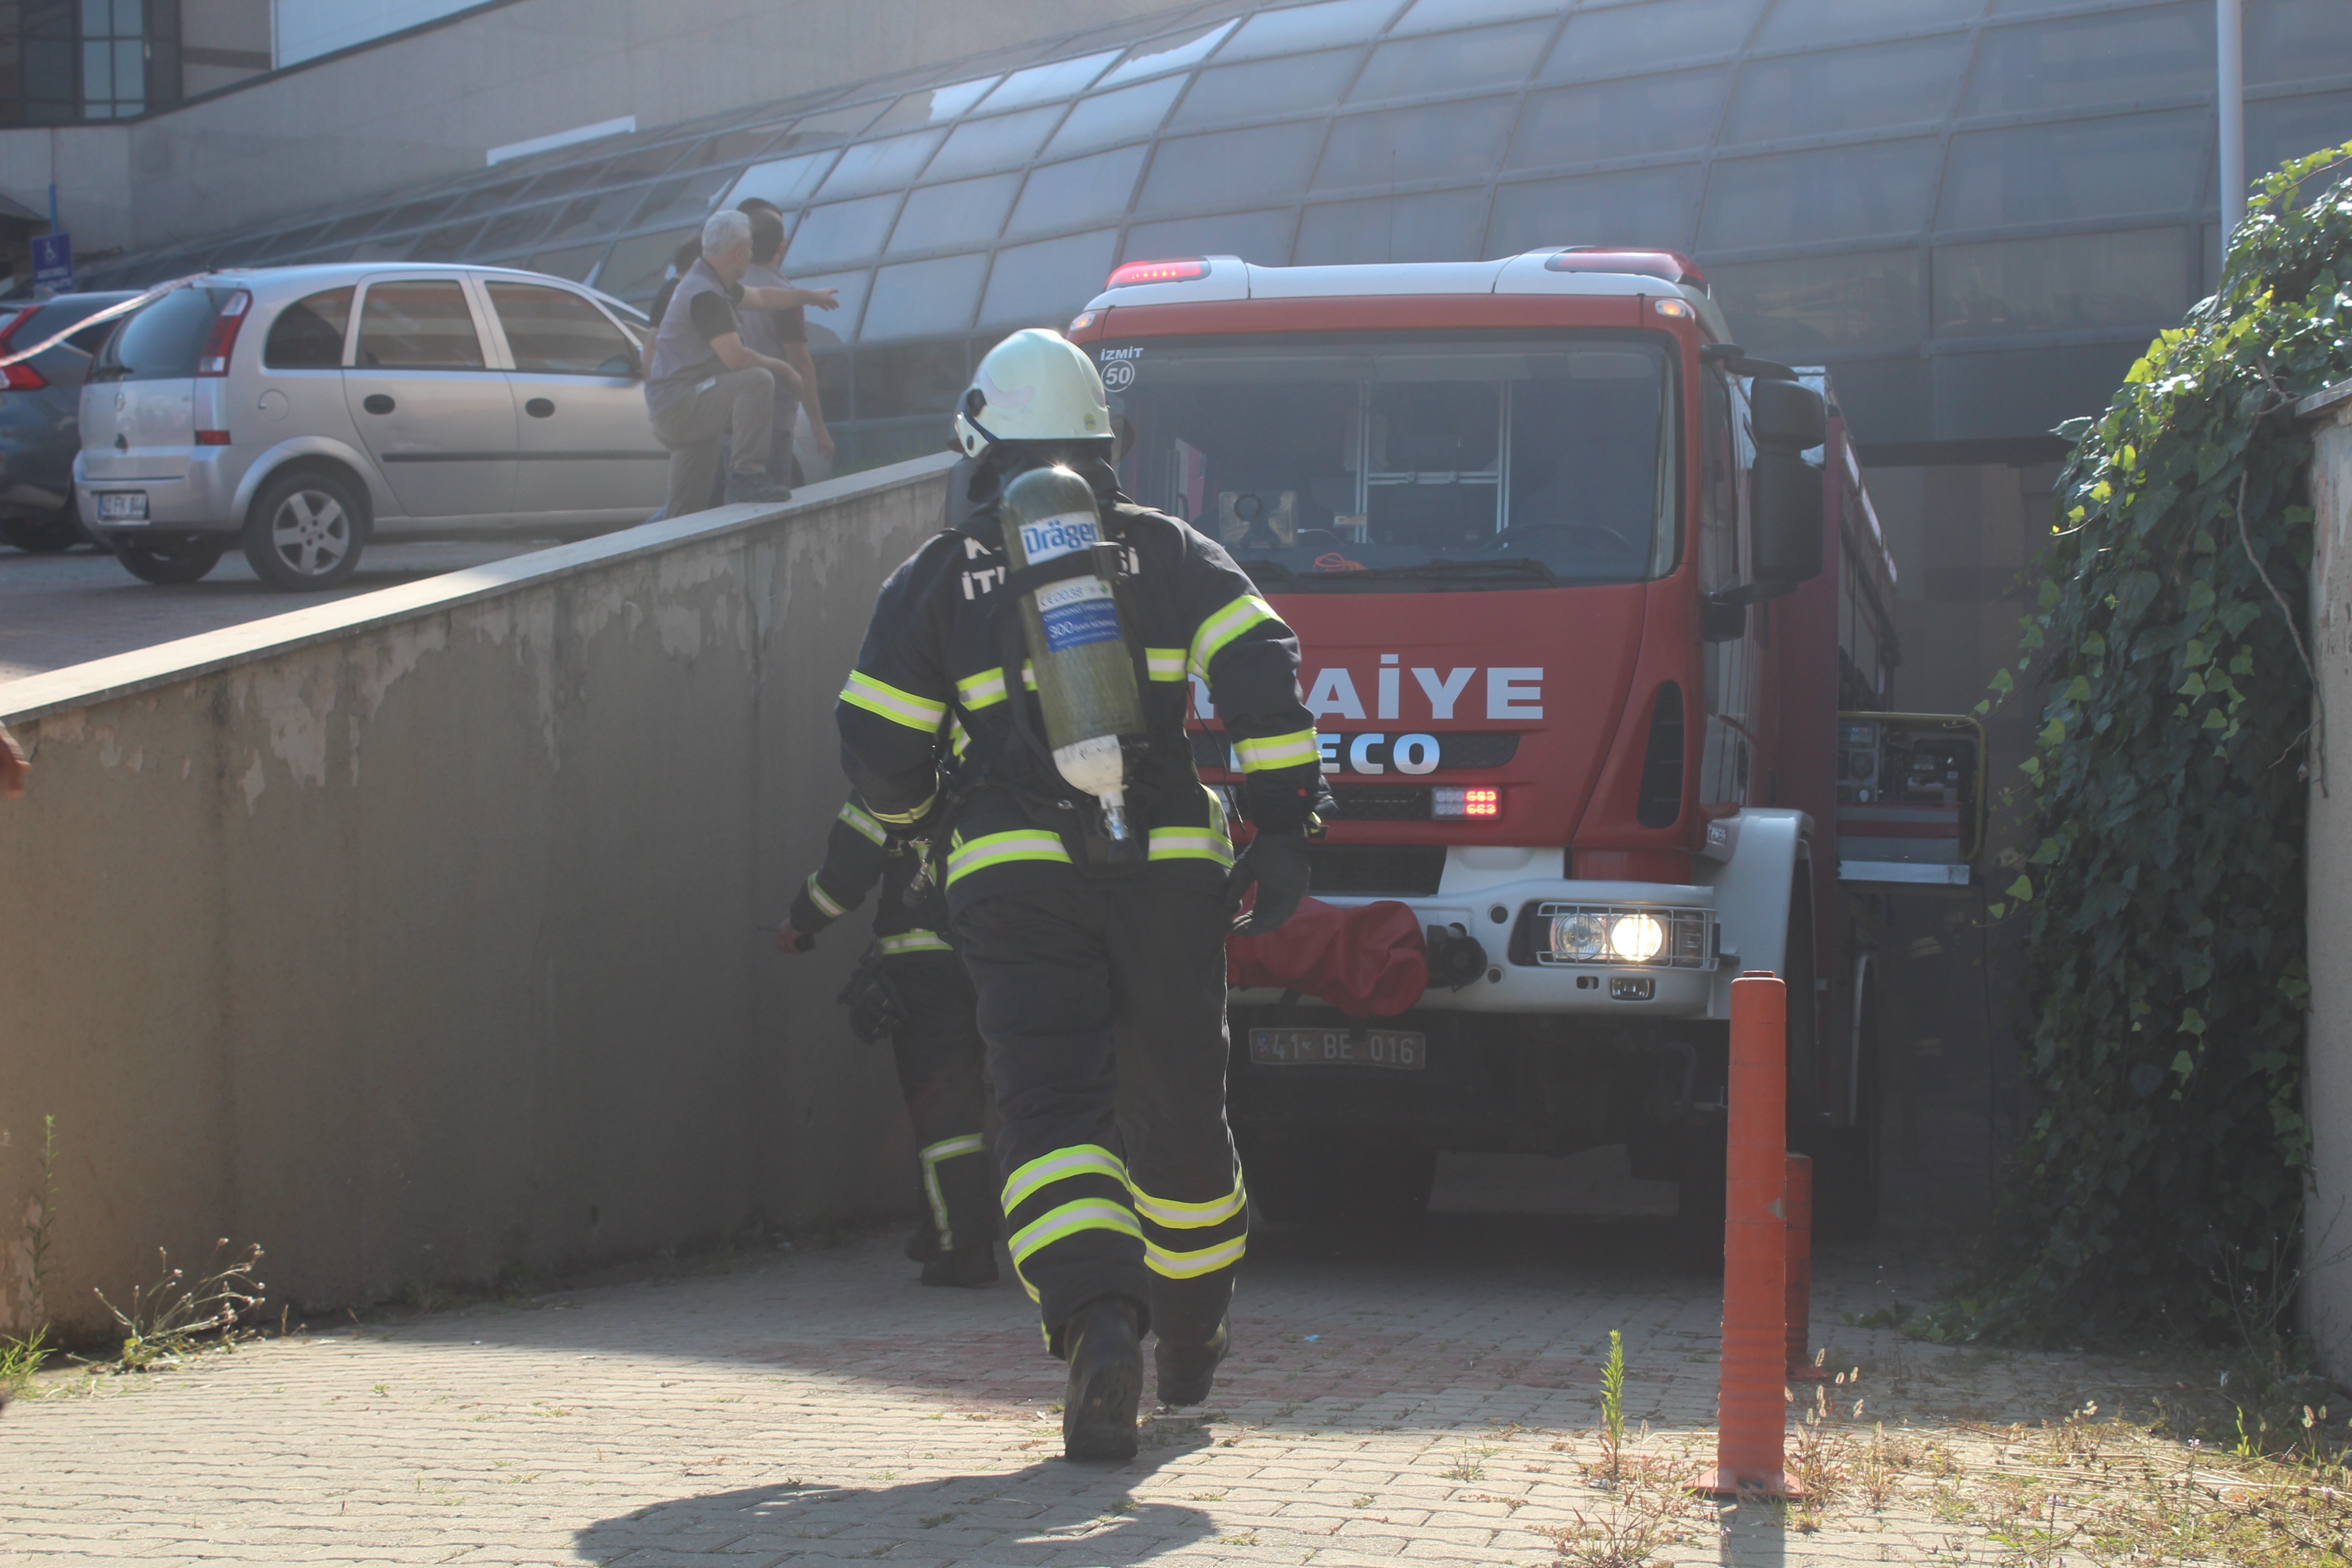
[1692,971,1799,1498]
[1785,1153,1827,1382]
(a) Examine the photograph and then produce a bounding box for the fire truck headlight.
[1550,912,1610,964]
[1608,912,1666,963]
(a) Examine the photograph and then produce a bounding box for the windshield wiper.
[1359,557,1562,587]
[1232,557,1299,588]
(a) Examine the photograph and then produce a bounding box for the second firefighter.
[778,794,998,1288]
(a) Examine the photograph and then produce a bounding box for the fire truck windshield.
[1102,330,1676,592]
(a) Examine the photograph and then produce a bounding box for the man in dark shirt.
[643,210,808,517]
[738,201,838,482]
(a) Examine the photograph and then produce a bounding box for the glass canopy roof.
[84,0,2352,465]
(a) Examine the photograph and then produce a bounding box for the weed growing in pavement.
[2,1114,61,1403]
[1598,1328,1627,1483]
[1542,1466,1697,1568]
[88,1239,265,1371]
[1440,1441,1498,1481]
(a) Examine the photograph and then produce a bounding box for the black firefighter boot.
[918,1142,1000,1287]
[1155,1314,1230,1407]
[1061,1296,1145,1462]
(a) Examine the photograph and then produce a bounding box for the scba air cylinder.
[999,466,1146,846]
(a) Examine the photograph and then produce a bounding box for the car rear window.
[265,287,353,369]
[9,295,136,358]
[91,287,235,382]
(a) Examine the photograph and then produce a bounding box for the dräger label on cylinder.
[1020,511,1122,654]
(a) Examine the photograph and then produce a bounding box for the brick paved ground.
[0,1212,2219,1566]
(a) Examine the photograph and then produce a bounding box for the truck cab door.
[1697,367,1760,805]
[343,274,517,521]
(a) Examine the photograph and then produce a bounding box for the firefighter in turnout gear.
[777,795,999,1289]
[836,328,1325,1462]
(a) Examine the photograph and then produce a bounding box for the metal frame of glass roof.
[84,0,2352,461]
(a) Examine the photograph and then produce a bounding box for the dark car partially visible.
[0,291,138,552]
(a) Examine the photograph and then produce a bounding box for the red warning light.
[1463,787,1501,818]
[1107,257,1210,287]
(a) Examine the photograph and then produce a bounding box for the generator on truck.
[1068,249,1984,1250]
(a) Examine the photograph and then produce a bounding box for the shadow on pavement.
[573,1440,1219,1565]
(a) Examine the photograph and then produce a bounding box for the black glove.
[837,950,910,1043]
[1225,832,1310,936]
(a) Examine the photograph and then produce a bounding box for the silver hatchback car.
[76,262,667,589]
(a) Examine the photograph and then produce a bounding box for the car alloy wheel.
[268,487,354,578]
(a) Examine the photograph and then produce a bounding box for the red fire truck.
[1069,250,1980,1250]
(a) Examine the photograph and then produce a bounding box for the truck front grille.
[1306,844,1446,896]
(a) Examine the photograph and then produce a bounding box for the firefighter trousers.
[952,877,1246,1358]
[887,952,996,1258]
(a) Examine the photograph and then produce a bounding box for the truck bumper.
[1229,868,1721,1018]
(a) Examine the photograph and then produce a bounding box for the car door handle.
[524,398,555,418]
[363,394,396,415]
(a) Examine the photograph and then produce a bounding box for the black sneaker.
[723,470,793,505]
[1061,1297,1144,1462]
[920,1246,999,1288]
[1155,1315,1230,1407]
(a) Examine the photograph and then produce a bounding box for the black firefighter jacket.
[834,454,1323,913]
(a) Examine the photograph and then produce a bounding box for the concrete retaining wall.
[0,452,957,1337]
[2305,384,2352,1382]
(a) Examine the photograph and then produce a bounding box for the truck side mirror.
[1747,378,1827,596]
[1750,451,1824,592]
[1749,377,1826,449]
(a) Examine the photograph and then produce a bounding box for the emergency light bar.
[1107,257,1210,287]
[1542,249,1708,292]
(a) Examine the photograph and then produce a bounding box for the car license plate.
[97,492,147,521]
[1249,1027,1426,1071]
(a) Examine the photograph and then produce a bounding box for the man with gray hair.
[644,208,807,516]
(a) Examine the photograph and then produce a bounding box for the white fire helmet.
[953,328,1112,459]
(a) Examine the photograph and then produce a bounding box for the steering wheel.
[1492,522,1642,559]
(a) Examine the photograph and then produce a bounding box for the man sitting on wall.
[642,209,805,518]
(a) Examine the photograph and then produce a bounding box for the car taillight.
[0,307,44,390]
[1107,257,1208,287]
[1432,786,1500,819]
[196,289,252,376]
[195,430,232,445]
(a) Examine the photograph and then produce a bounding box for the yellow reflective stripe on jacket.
[1145,1232,1248,1279]
[1189,594,1279,677]
[877,930,952,956]
[1002,1143,1130,1215]
[1130,1180,1247,1229]
[1235,728,1319,773]
[1008,1199,1142,1266]
[953,663,1036,711]
[870,793,935,827]
[1147,827,1234,867]
[841,670,948,732]
[1146,647,1186,681]
[946,828,1072,884]
[949,715,971,757]
[804,873,846,919]
[837,801,887,846]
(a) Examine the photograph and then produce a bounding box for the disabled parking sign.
[31,232,70,292]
